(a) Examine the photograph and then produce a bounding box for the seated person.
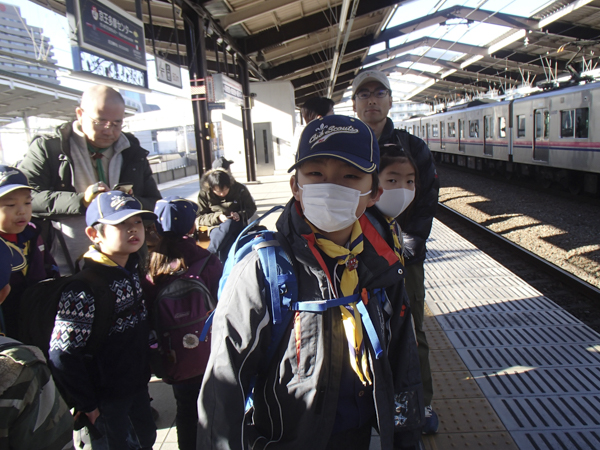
[195,169,257,263]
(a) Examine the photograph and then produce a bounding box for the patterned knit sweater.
[48,248,151,413]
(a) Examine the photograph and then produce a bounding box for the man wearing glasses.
[353,70,440,435]
[20,84,161,274]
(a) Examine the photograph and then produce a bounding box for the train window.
[517,115,526,137]
[535,110,550,139]
[561,110,574,137]
[408,126,413,134]
[448,122,456,137]
[484,116,493,138]
[432,124,439,137]
[498,117,507,138]
[469,120,479,138]
[576,108,589,138]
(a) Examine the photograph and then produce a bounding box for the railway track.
[435,203,600,331]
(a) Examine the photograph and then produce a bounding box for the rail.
[436,202,600,302]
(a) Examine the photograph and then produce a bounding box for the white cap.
[352,70,391,96]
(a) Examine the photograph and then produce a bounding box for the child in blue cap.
[0,165,58,339]
[0,239,74,449]
[144,196,223,450]
[47,191,157,450]
[197,115,423,449]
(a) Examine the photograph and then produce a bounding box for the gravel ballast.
[436,164,600,289]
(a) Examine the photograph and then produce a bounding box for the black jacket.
[197,199,423,449]
[20,122,161,219]
[379,118,439,265]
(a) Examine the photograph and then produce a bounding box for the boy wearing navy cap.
[197,115,423,449]
[0,239,75,449]
[48,191,157,450]
[0,165,58,338]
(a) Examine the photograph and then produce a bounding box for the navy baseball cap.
[154,196,198,236]
[0,238,26,289]
[0,165,32,197]
[86,191,156,226]
[289,115,379,173]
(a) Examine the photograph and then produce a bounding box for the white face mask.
[299,183,371,233]
[376,188,415,218]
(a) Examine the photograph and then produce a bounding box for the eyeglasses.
[82,110,124,130]
[355,89,390,100]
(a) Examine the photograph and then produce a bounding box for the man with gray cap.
[353,69,440,435]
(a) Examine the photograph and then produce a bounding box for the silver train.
[398,81,600,195]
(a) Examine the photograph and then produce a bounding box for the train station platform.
[145,175,600,450]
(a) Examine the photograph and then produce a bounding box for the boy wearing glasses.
[353,70,440,435]
[20,84,161,275]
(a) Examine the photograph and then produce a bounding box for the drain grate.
[489,395,600,430]
[472,366,600,397]
[445,325,600,348]
[511,430,600,450]
[436,310,580,330]
[458,344,600,370]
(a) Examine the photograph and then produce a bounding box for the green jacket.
[0,337,74,450]
[196,181,257,227]
[20,122,161,219]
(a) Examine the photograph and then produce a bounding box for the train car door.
[440,121,445,149]
[253,122,275,176]
[426,123,430,146]
[458,119,465,152]
[484,115,493,156]
[533,108,550,162]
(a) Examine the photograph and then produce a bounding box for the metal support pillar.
[239,58,256,182]
[184,14,212,181]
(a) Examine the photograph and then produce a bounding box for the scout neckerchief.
[384,216,404,264]
[304,218,372,385]
[87,143,109,184]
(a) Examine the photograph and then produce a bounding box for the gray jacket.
[197,200,423,449]
[20,122,161,219]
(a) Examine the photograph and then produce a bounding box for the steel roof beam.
[377,6,538,45]
[291,60,362,89]
[265,35,374,79]
[294,72,354,99]
[219,0,304,30]
[242,0,399,54]
[363,37,487,66]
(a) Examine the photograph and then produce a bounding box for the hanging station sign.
[67,0,148,87]
[209,73,244,106]
[155,56,182,88]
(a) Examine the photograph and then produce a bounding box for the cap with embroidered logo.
[352,70,391,96]
[289,115,379,173]
[0,165,32,198]
[86,191,156,226]
[154,196,199,236]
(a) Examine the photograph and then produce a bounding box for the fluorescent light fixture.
[405,79,435,100]
[460,54,483,69]
[538,0,594,28]
[441,69,457,78]
[488,29,526,54]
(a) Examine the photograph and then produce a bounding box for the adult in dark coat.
[20,85,161,274]
[352,69,440,434]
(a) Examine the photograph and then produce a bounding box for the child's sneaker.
[422,405,439,434]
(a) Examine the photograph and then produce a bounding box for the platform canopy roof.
[30,0,600,106]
